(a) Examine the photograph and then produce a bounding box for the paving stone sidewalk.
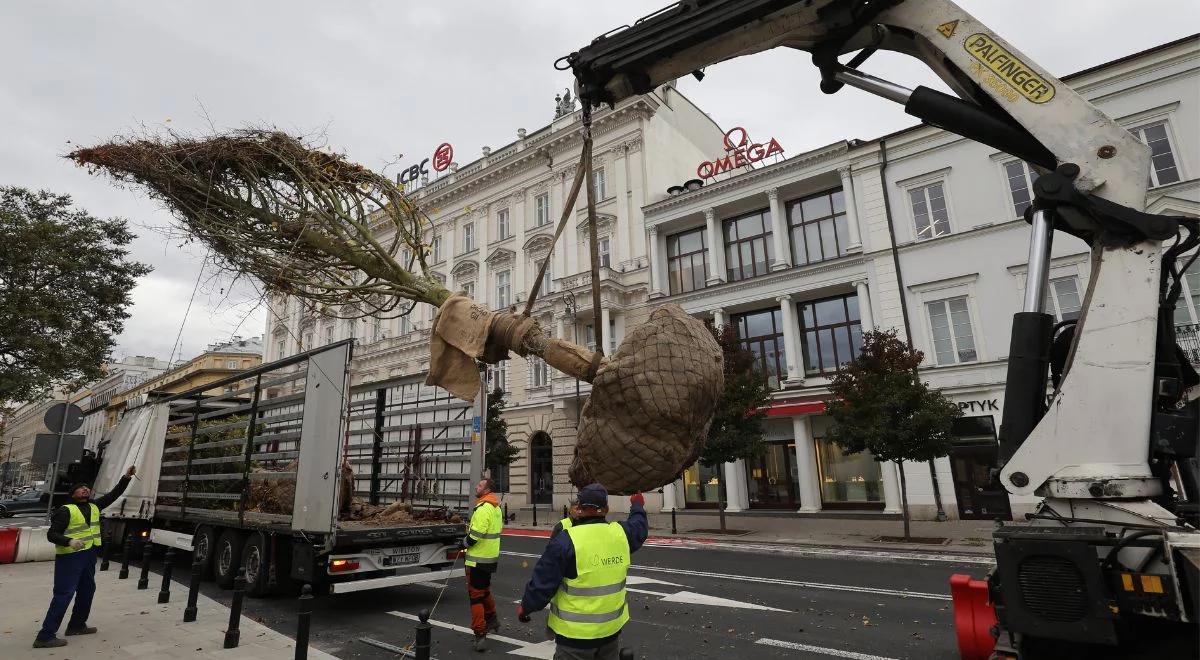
[0,560,337,659]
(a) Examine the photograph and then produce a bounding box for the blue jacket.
[519,502,648,647]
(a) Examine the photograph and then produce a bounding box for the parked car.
[0,490,50,517]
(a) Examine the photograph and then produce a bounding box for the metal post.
[295,584,313,660]
[138,541,152,589]
[671,508,677,535]
[118,532,131,579]
[414,608,432,660]
[532,500,538,527]
[99,530,112,571]
[224,568,246,648]
[158,547,175,603]
[44,422,68,523]
[183,553,201,622]
[1023,210,1055,314]
[504,502,509,523]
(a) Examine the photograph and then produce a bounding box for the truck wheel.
[0,505,8,518]
[241,532,274,597]
[192,525,218,580]
[214,529,245,589]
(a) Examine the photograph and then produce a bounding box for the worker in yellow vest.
[463,477,503,652]
[34,466,135,649]
[517,484,647,660]
[550,502,580,540]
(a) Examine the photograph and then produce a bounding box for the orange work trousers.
[465,566,497,635]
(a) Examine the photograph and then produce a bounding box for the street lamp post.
[563,292,581,427]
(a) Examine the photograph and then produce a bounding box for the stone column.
[838,166,862,251]
[661,478,682,511]
[881,461,902,514]
[712,308,726,329]
[704,208,726,286]
[648,226,664,298]
[778,295,804,383]
[600,306,612,354]
[792,416,822,512]
[613,145,631,264]
[853,279,874,331]
[513,191,528,294]
[555,316,565,341]
[767,188,791,271]
[723,460,749,512]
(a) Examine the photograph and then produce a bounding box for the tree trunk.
[717,470,727,532]
[897,460,911,542]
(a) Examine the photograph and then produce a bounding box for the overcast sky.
[3,1,1196,364]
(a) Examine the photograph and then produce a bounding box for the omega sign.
[696,127,784,179]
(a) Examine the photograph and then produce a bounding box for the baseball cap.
[577,483,608,509]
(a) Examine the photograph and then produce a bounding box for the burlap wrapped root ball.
[570,304,723,495]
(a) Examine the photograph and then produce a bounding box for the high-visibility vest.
[548,522,630,640]
[559,517,574,531]
[465,500,502,568]
[57,503,102,555]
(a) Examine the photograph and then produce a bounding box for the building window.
[398,314,412,335]
[529,357,549,387]
[1048,276,1082,322]
[462,222,475,253]
[535,193,550,227]
[584,321,617,354]
[462,280,476,300]
[371,318,382,342]
[593,167,607,199]
[488,362,507,393]
[303,331,314,350]
[432,235,442,262]
[1130,122,1180,187]
[908,182,951,240]
[226,359,238,369]
[497,209,510,240]
[731,307,786,381]
[788,189,848,266]
[400,248,413,267]
[276,338,285,359]
[666,227,708,295]
[683,462,722,506]
[495,270,511,309]
[724,209,774,281]
[1174,255,1200,325]
[323,325,334,345]
[814,433,883,505]
[534,258,552,294]
[799,294,863,376]
[1004,161,1038,218]
[927,296,977,365]
[598,236,611,268]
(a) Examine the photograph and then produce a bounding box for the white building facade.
[79,355,171,451]
[265,85,726,510]
[646,36,1198,520]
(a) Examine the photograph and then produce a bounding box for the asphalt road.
[176,533,983,660]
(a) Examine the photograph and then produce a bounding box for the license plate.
[383,554,420,567]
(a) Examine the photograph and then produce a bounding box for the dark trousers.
[37,548,97,641]
[553,636,620,660]
[465,566,497,636]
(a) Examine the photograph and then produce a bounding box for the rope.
[581,104,604,359]
[523,147,589,318]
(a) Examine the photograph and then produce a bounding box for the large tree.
[484,386,520,491]
[824,329,961,541]
[699,324,771,531]
[0,187,150,408]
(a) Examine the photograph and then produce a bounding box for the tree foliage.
[0,187,150,407]
[485,387,520,479]
[699,324,771,468]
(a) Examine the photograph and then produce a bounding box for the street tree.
[485,386,521,492]
[0,187,150,408]
[699,324,770,531]
[824,329,961,541]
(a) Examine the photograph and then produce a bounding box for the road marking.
[756,637,897,660]
[662,590,790,612]
[702,541,993,565]
[500,552,950,601]
[506,640,557,658]
[626,575,685,588]
[386,611,529,648]
[626,587,673,596]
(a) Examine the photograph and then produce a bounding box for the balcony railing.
[1178,323,1200,367]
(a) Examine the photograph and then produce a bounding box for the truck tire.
[0,505,8,518]
[214,529,245,589]
[241,532,274,598]
[192,525,218,580]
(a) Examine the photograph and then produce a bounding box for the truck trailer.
[93,340,484,596]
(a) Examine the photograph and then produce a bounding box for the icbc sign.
[398,142,455,185]
[696,127,784,179]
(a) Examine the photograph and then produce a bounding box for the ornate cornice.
[665,253,867,307]
[485,246,516,266]
[451,260,478,278]
[523,233,555,253]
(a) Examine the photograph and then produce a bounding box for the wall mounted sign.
[397,142,456,184]
[696,127,784,179]
[957,399,1000,413]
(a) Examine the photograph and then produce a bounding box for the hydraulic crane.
[563,2,1200,657]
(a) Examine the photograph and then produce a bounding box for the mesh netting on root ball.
[569,304,723,495]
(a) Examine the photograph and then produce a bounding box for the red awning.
[765,400,827,416]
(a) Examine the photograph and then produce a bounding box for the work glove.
[459,536,470,549]
[517,604,531,623]
[69,539,85,550]
[126,466,137,478]
[629,492,645,507]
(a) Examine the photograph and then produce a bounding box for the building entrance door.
[747,441,797,508]
[948,416,1011,520]
[530,432,553,504]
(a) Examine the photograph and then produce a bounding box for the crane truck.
[562,1,1199,657]
[92,340,484,596]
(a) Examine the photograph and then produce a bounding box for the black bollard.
[118,533,131,579]
[183,553,202,622]
[504,502,509,523]
[158,547,175,604]
[294,584,313,660]
[138,542,152,590]
[99,533,112,572]
[620,649,634,660]
[414,608,432,660]
[671,508,677,535]
[532,501,538,527]
[224,568,246,649]
[562,504,568,520]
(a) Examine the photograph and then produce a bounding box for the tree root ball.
[570,304,723,495]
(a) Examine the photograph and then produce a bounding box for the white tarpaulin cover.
[96,403,169,520]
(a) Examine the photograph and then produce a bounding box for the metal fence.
[1177,323,1200,367]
